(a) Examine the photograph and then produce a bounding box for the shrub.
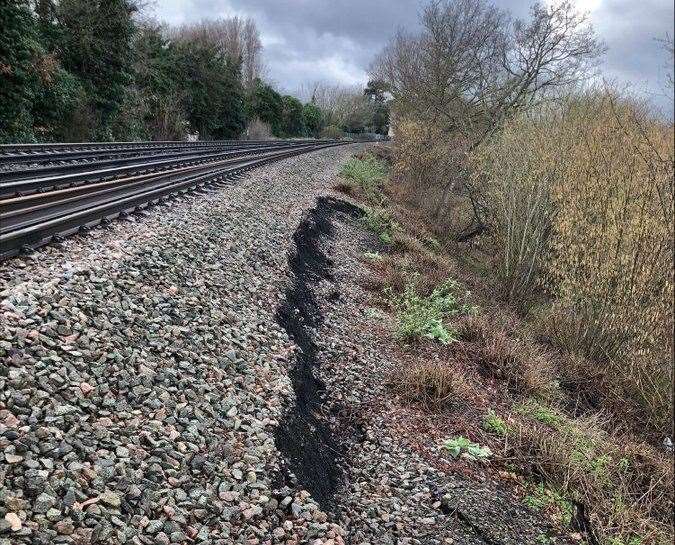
[470,108,560,302]
[473,90,674,434]
[391,119,474,234]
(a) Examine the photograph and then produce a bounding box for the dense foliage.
[0,2,390,143]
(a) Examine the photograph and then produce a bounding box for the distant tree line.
[0,0,390,143]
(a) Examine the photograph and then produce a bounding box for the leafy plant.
[483,410,508,436]
[388,277,472,344]
[363,207,399,244]
[442,436,492,460]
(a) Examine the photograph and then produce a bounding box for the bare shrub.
[474,90,674,433]
[470,107,562,302]
[390,119,473,236]
[245,117,273,140]
[546,93,672,433]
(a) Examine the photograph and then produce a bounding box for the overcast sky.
[153,0,674,116]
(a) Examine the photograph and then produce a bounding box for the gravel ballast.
[1,145,570,545]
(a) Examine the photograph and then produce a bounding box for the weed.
[340,154,388,204]
[363,207,400,245]
[483,409,508,436]
[388,277,472,344]
[516,401,561,427]
[442,436,492,460]
[524,483,573,526]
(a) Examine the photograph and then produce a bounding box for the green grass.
[482,409,509,436]
[516,401,561,427]
[340,154,388,204]
[388,278,472,344]
[363,207,399,245]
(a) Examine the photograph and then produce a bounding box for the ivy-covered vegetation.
[0,0,391,143]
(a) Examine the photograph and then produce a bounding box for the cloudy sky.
[153,0,674,116]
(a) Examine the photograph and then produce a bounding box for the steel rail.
[0,139,324,167]
[0,141,321,197]
[0,140,346,261]
[0,140,313,183]
[0,146,314,230]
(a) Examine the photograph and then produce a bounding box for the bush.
[391,119,473,234]
[473,90,674,434]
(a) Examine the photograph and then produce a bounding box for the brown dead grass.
[454,315,556,398]
[388,360,477,411]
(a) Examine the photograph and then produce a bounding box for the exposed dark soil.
[274,196,363,510]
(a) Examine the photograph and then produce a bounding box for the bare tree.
[372,0,605,145]
[170,16,263,89]
[297,81,374,129]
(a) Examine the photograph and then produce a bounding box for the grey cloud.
[154,0,674,114]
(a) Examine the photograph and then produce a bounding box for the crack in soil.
[274,196,363,510]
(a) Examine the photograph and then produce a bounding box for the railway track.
[0,139,347,261]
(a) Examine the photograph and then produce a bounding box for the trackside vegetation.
[0,1,390,143]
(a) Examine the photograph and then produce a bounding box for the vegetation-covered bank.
[0,1,390,143]
[340,136,672,544]
[336,2,674,542]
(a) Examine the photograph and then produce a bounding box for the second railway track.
[0,139,348,261]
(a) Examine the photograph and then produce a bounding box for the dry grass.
[455,315,556,398]
[507,412,673,544]
[388,360,476,411]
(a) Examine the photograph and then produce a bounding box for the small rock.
[4,513,22,532]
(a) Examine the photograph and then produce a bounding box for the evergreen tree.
[280,95,305,136]
[0,0,40,142]
[247,80,283,136]
[302,102,324,137]
[57,0,137,139]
